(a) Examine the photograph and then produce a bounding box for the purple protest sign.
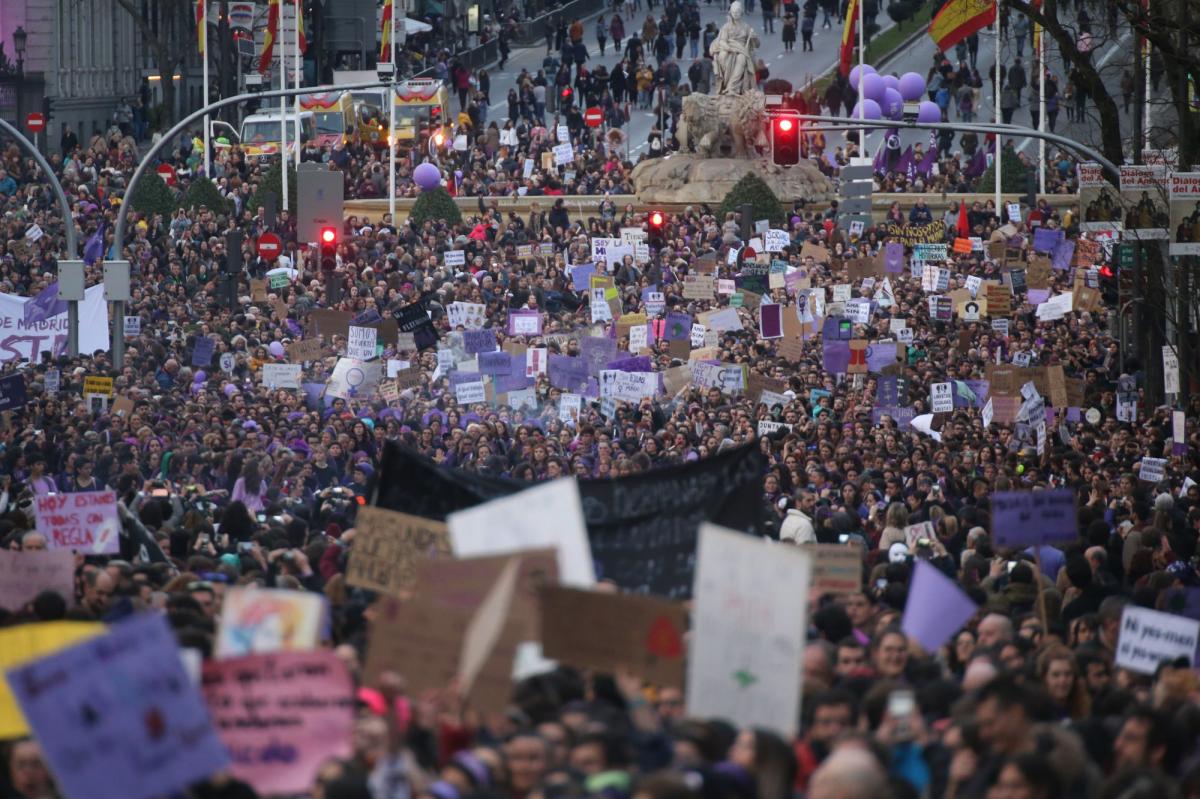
[990,488,1078,547]
[570,263,596,290]
[478,350,512,375]
[1051,239,1075,270]
[580,336,618,376]
[192,336,215,367]
[6,614,230,799]
[901,560,979,653]
[494,366,533,393]
[871,406,916,429]
[664,312,691,341]
[548,354,589,391]
[462,328,497,355]
[822,340,851,373]
[507,309,543,336]
[884,242,905,273]
[866,343,897,373]
[1032,227,1063,253]
[1027,288,1050,305]
[607,355,653,372]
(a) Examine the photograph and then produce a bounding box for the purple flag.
[963,148,987,179]
[83,223,106,266]
[916,142,939,178]
[884,242,905,273]
[822,340,851,373]
[990,488,1078,547]
[866,343,897,373]
[901,560,979,653]
[1032,227,1064,254]
[896,145,915,179]
[1051,239,1075,270]
[23,282,67,325]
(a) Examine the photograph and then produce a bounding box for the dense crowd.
[0,91,1198,799]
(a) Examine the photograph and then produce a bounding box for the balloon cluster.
[846,64,940,124]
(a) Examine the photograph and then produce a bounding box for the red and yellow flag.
[838,0,859,77]
[258,0,280,73]
[380,0,394,63]
[296,0,308,54]
[196,0,207,55]
[928,0,996,53]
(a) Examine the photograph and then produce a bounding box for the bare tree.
[116,0,194,124]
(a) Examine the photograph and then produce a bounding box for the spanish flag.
[258,0,280,73]
[296,0,308,54]
[380,0,394,63]
[196,0,206,55]
[928,0,996,53]
[839,0,859,77]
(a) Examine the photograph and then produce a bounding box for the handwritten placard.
[990,488,1077,547]
[0,550,75,612]
[33,490,119,554]
[215,587,324,658]
[540,586,688,687]
[345,506,451,596]
[1115,605,1200,675]
[201,651,355,795]
[6,614,229,799]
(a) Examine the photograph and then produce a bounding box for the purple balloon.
[268,341,285,358]
[193,370,207,383]
[898,71,926,102]
[917,100,942,124]
[861,72,885,103]
[882,74,900,92]
[851,99,883,121]
[413,162,441,191]
[848,64,876,91]
[223,383,239,397]
[882,88,904,119]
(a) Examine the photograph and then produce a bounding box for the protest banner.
[0,622,105,738]
[1120,164,1169,240]
[0,549,75,612]
[1115,605,1200,675]
[201,651,355,795]
[214,587,324,658]
[346,325,378,360]
[880,220,946,246]
[345,506,452,596]
[364,565,525,716]
[990,489,1077,547]
[1139,457,1167,483]
[261,363,301,389]
[1078,162,1122,232]
[901,560,979,653]
[83,375,114,397]
[7,614,229,799]
[448,479,594,588]
[1168,171,1200,255]
[33,490,119,554]
[540,587,688,686]
[807,543,864,595]
[286,337,326,363]
[687,524,811,737]
[0,284,109,364]
[376,442,767,598]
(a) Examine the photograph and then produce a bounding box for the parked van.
[298,91,357,147]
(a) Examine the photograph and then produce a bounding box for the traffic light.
[561,87,574,109]
[771,111,800,166]
[648,210,665,248]
[319,226,337,272]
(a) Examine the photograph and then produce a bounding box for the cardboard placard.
[345,507,451,596]
[807,543,864,595]
[985,283,1012,316]
[539,586,688,687]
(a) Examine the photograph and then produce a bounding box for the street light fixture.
[12,26,26,75]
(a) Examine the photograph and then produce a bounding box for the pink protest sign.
[201,650,355,795]
[33,490,119,554]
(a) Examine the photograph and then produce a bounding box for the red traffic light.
[649,211,664,227]
[777,118,794,132]
[320,227,337,244]
[561,88,573,98]
[1099,265,1114,278]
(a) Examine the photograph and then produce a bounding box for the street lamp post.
[12,26,27,128]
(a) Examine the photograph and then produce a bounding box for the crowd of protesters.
[0,74,1198,799]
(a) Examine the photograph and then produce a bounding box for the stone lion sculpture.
[677,91,768,159]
